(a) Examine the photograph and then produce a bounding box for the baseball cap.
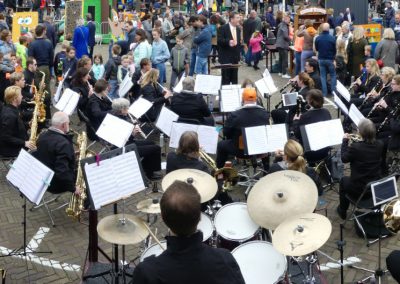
[242,87,257,102]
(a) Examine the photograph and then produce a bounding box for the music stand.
[81,144,148,283]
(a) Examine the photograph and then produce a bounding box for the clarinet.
[366,85,392,119]
[359,78,383,109]
[377,103,400,133]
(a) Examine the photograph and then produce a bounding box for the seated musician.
[72,67,94,120]
[111,98,162,180]
[131,58,152,102]
[216,87,270,169]
[304,58,321,90]
[33,111,78,194]
[76,56,97,86]
[166,131,209,174]
[0,86,35,157]
[169,76,214,126]
[9,72,32,124]
[351,58,381,107]
[85,79,112,132]
[241,78,264,107]
[387,250,400,283]
[270,139,322,195]
[139,68,173,122]
[22,57,38,101]
[132,180,245,284]
[337,119,383,219]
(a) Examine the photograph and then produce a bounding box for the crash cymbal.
[162,169,218,203]
[272,213,332,256]
[137,198,161,214]
[97,214,149,245]
[247,170,318,229]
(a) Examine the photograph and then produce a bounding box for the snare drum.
[197,212,214,245]
[232,241,287,284]
[140,241,167,262]
[214,202,260,250]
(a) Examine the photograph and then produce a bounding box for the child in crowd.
[15,35,28,69]
[117,54,130,84]
[169,34,189,89]
[62,46,78,87]
[104,44,122,100]
[127,54,135,74]
[54,40,69,80]
[92,54,105,80]
[14,56,23,73]
[364,45,373,60]
[249,30,263,70]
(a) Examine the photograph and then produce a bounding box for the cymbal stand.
[304,253,317,284]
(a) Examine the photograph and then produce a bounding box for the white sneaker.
[278,73,282,76]
[282,74,291,79]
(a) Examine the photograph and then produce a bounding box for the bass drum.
[140,241,167,262]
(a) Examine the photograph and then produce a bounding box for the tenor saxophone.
[37,71,47,123]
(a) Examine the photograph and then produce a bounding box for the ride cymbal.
[247,170,318,229]
[137,198,161,214]
[272,213,332,256]
[162,169,218,203]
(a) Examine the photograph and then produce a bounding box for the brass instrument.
[37,71,47,123]
[66,131,90,220]
[348,134,363,143]
[199,149,217,171]
[29,84,39,146]
[383,199,400,234]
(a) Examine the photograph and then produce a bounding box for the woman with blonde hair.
[140,68,172,121]
[374,28,399,69]
[347,26,368,77]
[335,39,348,84]
[270,139,322,195]
[351,58,381,106]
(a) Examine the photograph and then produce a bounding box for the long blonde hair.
[336,39,348,64]
[284,139,306,173]
[352,26,365,42]
[140,68,159,87]
[365,58,381,77]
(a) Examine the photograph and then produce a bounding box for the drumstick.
[143,222,166,251]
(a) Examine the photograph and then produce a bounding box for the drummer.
[132,180,246,284]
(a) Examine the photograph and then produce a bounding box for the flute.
[128,113,146,139]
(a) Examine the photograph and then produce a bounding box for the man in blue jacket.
[315,23,336,97]
[86,13,96,59]
[193,15,212,75]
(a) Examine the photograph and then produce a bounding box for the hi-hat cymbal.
[162,169,218,203]
[97,214,149,245]
[272,213,332,256]
[137,198,161,214]
[247,170,318,229]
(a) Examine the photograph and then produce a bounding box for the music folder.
[336,80,351,102]
[118,73,133,98]
[348,104,365,128]
[243,124,288,155]
[55,88,80,115]
[96,114,134,148]
[155,106,179,137]
[194,74,221,96]
[219,88,242,112]
[128,97,153,119]
[301,119,344,151]
[333,91,349,115]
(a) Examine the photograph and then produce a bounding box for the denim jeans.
[189,49,197,76]
[152,62,166,83]
[245,46,253,65]
[300,50,314,72]
[195,56,208,75]
[318,59,336,97]
[108,79,119,100]
[295,51,301,75]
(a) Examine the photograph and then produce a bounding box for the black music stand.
[81,144,147,284]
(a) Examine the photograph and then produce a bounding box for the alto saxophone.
[37,71,47,123]
[66,131,89,220]
[29,85,39,146]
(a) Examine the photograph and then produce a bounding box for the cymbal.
[272,213,332,256]
[247,170,318,229]
[97,214,149,245]
[137,198,161,214]
[162,169,218,203]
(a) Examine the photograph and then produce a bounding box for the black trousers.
[89,45,95,60]
[221,67,238,85]
[134,140,162,177]
[339,176,367,211]
[387,250,400,282]
[216,139,239,168]
[277,48,288,75]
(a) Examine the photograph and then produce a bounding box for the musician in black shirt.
[85,79,112,132]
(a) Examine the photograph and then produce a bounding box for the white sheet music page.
[54,69,69,103]
[255,78,269,97]
[169,122,199,148]
[263,74,278,94]
[244,126,268,155]
[118,73,134,97]
[96,114,134,148]
[333,92,349,115]
[194,74,221,95]
[197,125,219,154]
[336,80,351,102]
[221,84,241,90]
[266,124,288,153]
[128,97,153,119]
[6,149,54,205]
[305,119,344,151]
[173,74,186,93]
[349,104,365,128]
[155,106,179,136]
[220,89,241,112]
[55,88,80,115]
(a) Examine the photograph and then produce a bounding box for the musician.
[170,76,214,126]
[241,78,264,107]
[33,111,78,194]
[131,58,152,102]
[304,58,322,90]
[140,68,173,122]
[0,86,35,157]
[216,88,270,168]
[9,72,33,124]
[337,119,384,219]
[85,79,112,132]
[166,131,209,174]
[22,57,38,101]
[72,67,93,120]
[351,58,381,107]
[270,139,322,195]
[77,56,97,86]
[386,250,400,283]
[132,180,245,284]
[111,98,162,179]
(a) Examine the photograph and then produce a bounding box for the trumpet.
[199,149,217,171]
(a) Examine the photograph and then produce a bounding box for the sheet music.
[221,84,241,90]
[169,122,199,148]
[128,97,153,119]
[194,75,221,95]
[220,89,241,112]
[266,124,288,152]
[333,92,349,115]
[336,80,351,102]
[305,119,344,151]
[349,104,365,127]
[84,151,145,210]
[96,114,134,148]
[118,73,134,97]
[6,149,54,205]
[255,78,269,97]
[263,73,278,94]
[155,106,179,136]
[244,126,268,155]
[54,69,69,103]
[173,74,186,93]
[55,88,80,115]
[197,125,219,154]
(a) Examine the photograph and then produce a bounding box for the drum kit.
[95,169,333,284]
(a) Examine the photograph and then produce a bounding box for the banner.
[12,12,38,43]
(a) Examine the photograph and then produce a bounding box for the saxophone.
[29,85,39,146]
[66,131,89,220]
[37,71,47,123]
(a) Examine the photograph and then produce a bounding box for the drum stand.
[304,254,317,284]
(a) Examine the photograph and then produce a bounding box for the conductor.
[132,180,245,284]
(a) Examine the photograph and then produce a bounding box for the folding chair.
[30,191,69,227]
